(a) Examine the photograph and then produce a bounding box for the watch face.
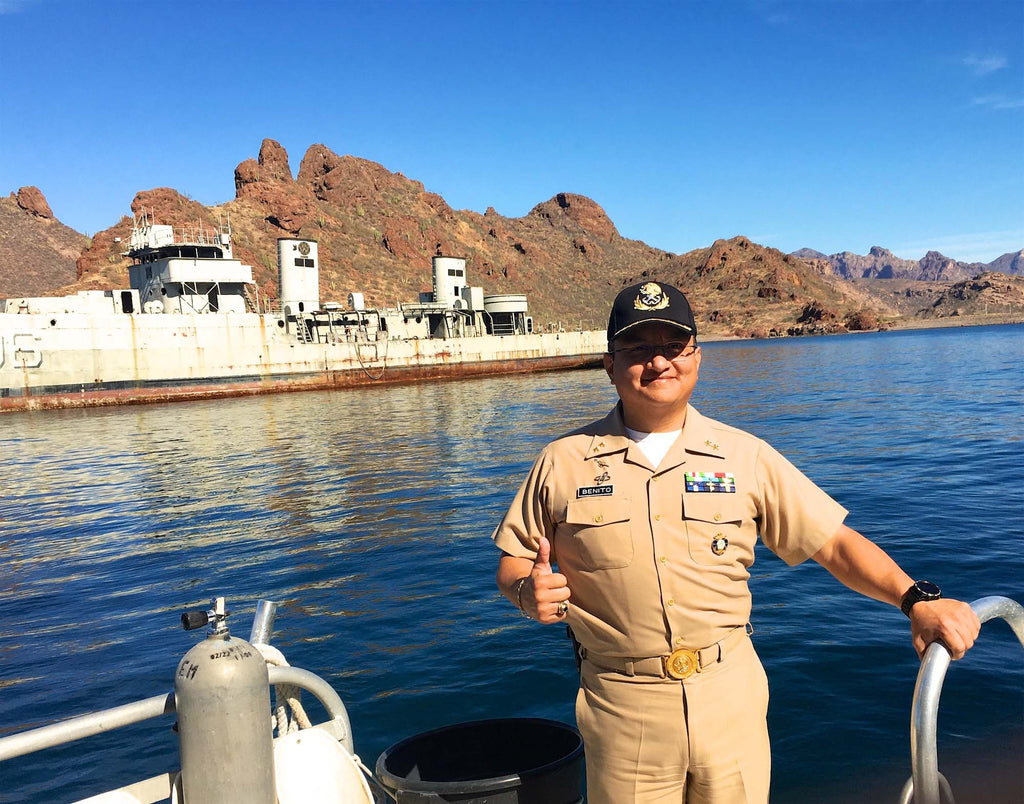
[916,581,941,597]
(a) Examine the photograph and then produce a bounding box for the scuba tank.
[175,597,275,803]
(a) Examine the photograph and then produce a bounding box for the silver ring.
[557,601,569,616]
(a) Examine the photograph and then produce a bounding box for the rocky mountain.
[988,250,1024,275]
[2,139,1022,337]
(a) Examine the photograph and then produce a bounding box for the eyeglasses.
[612,342,698,364]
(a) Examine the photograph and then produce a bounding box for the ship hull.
[0,312,605,412]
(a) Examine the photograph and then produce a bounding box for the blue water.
[1,324,1022,803]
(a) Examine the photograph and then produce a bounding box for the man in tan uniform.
[493,281,981,804]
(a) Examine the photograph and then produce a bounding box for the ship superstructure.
[125,211,256,316]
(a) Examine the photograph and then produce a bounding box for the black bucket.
[375,717,585,803]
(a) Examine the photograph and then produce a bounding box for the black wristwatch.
[900,580,942,617]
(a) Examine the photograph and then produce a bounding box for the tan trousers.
[575,634,770,804]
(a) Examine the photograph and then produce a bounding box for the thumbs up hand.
[523,537,571,624]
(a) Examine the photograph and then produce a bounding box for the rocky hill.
[922,272,1024,319]
[3,138,1023,338]
[0,188,88,298]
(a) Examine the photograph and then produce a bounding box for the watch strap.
[900,580,942,617]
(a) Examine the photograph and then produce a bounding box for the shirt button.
[667,599,675,607]
[654,513,662,521]
[659,556,667,564]
[652,475,659,482]
[713,512,722,522]
[675,637,684,647]
[594,514,604,523]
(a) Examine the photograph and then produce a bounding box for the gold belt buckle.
[663,648,701,680]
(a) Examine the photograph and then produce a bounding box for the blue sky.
[1,0,1021,262]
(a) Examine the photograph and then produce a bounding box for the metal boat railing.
[4,597,1020,803]
[898,595,1024,804]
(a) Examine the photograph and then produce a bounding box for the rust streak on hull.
[1,354,602,413]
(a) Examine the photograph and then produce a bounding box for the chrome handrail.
[0,693,176,763]
[898,595,1024,804]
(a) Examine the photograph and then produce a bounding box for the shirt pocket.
[563,497,634,570]
[681,493,746,566]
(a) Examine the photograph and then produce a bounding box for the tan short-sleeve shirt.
[492,404,848,656]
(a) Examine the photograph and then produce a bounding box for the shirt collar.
[584,403,633,460]
[678,406,728,460]
[584,404,727,466]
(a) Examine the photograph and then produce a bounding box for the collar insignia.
[634,282,670,311]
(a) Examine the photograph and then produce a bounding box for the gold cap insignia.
[634,282,670,311]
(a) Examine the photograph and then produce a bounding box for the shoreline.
[699,312,1023,344]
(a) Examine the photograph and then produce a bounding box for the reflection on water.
[0,325,1021,803]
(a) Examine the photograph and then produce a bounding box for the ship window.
[448,269,458,276]
[294,258,315,267]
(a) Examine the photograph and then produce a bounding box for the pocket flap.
[566,497,631,526]
[682,493,743,524]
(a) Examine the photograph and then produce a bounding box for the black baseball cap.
[607,282,697,345]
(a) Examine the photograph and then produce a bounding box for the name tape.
[577,485,614,498]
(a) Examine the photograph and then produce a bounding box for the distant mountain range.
[791,246,1023,282]
[2,138,1022,337]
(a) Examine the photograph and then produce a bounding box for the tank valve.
[181,596,230,636]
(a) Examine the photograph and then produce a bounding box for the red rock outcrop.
[258,138,292,182]
[234,141,316,234]
[298,144,425,210]
[530,193,619,242]
[16,186,54,219]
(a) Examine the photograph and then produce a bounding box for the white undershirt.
[625,426,682,468]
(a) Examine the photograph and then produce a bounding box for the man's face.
[602,323,702,427]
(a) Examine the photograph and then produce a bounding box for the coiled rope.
[255,643,312,735]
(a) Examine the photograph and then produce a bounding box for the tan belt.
[583,624,752,680]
